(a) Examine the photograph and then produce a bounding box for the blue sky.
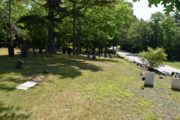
[127,0,165,20]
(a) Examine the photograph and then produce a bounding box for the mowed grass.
[165,61,180,69]
[0,48,180,120]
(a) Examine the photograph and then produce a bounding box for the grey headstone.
[92,54,96,60]
[16,60,24,69]
[144,71,155,87]
[171,74,180,91]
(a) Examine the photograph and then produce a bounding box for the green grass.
[0,48,180,120]
[164,61,180,69]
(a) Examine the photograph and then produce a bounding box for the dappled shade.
[0,54,102,91]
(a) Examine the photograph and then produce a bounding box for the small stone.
[87,54,91,59]
[159,76,163,79]
[92,54,96,60]
[43,70,49,74]
[16,59,24,69]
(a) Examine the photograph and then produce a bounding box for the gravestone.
[109,54,112,58]
[171,73,180,91]
[87,54,91,59]
[16,60,24,69]
[43,69,49,74]
[104,53,107,58]
[92,54,96,60]
[16,81,37,90]
[62,47,66,54]
[67,48,72,55]
[144,71,155,87]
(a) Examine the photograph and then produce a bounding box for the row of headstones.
[87,53,114,60]
[16,60,49,74]
[62,47,72,55]
[141,71,180,91]
[61,48,114,59]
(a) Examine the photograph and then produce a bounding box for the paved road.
[117,51,180,75]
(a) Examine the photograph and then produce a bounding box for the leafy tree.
[0,6,8,45]
[150,12,164,48]
[120,20,152,53]
[82,2,133,55]
[174,10,180,60]
[0,0,27,56]
[161,16,176,60]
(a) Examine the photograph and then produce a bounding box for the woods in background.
[0,0,179,60]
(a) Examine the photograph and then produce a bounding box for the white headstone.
[16,81,37,90]
[171,74,180,91]
[144,71,155,87]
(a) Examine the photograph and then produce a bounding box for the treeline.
[0,0,134,56]
[0,0,179,60]
[120,12,180,61]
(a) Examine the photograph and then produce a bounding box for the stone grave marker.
[16,81,37,90]
[171,73,180,91]
[144,71,155,87]
[16,59,24,69]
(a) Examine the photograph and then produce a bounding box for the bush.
[139,47,167,68]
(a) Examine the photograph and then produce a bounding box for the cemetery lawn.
[165,61,180,69]
[0,51,180,119]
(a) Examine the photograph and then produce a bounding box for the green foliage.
[123,20,152,52]
[139,47,167,68]
[81,2,133,51]
[0,0,179,59]
[0,5,8,41]
[150,12,165,23]
[120,12,179,60]
[161,16,177,59]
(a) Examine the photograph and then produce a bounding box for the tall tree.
[8,0,14,57]
[150,12,164,48]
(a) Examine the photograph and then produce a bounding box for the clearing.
[0,49,180,120]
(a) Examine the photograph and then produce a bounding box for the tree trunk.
[72,2,77,55]
[47,0,56,54]
[21,43,28,58]
[104,47,107,58]
[92,40,96,55]
[76,30,80,55]
[8,0,14,57]
[8,41,14,57]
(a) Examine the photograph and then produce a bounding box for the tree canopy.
[0,0,179,60]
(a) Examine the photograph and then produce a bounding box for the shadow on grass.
[0,83,15,91]
[0,102,30,120]
[0,54,102,91]
[68,55,120,63]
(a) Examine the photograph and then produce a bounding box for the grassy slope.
[165,61,180,69]
[0,49,180,120]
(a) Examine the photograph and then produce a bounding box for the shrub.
[139,47,167,68]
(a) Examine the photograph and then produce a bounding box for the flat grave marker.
[16,81,37,90]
